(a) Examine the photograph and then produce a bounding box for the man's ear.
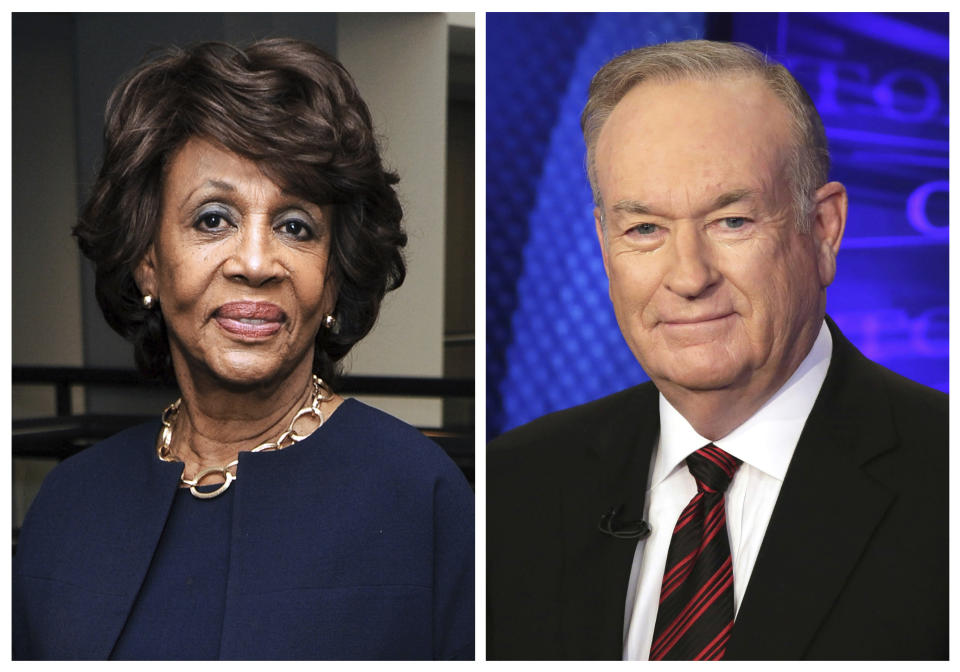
[134,245,158,300]
[811,181,847,288]
[594,206,611,278]
[595,206,617,303]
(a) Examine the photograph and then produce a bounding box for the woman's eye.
[279,219,313,240]
[196,212,229,230]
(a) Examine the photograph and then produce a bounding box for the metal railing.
[13,366,474,480]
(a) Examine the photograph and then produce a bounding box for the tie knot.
[686,444,741,494]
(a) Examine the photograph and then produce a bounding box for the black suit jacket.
[487,321,947,660]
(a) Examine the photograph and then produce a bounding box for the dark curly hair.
[74,38,406,385]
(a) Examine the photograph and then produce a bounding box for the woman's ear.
[134,245,158,300]
[321,274,338,322]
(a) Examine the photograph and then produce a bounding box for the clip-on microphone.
[598,505,651,540]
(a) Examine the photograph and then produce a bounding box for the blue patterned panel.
[486,12,597,438]
[488,13,707,437]
[735,13,949,393]
[486,12,948,438]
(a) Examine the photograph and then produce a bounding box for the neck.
[659,387,768,441]
[165,358,332,474]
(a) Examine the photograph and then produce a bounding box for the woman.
[13,38,474,660]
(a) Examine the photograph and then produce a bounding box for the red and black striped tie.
[649,444,742,660]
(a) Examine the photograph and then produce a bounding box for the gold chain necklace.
[157,375,329,499]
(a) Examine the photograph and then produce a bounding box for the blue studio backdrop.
[486,12,948,439]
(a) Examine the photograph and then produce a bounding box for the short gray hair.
[581,40,829,231]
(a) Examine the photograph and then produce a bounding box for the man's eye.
[629,223,658,235]
[722,217,747,229]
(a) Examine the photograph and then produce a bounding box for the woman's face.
[136,137,335,388]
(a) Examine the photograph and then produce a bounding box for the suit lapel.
[559,384,659,659]
[725,323,897,660]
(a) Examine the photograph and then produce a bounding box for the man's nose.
[663,226,719,298]
[223,221,284,286]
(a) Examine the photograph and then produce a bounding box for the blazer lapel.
[559,384,659,659]
[725,323,897,660]
[90,423,182,658]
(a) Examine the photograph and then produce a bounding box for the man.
[487,40,947,661]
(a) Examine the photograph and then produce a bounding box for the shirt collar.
[652,320,832,488]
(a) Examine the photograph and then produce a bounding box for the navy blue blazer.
[14,399,474,660]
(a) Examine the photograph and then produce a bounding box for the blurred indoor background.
[12,12,476,533]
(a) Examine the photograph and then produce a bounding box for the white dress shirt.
[622,321,833,660]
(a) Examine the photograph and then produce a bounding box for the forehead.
[165,137,273,193]
[594,75,794,212]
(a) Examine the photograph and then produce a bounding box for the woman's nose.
[222,222,284,286]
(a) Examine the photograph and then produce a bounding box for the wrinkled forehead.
[594,75,795,212]
[162,136,332,209]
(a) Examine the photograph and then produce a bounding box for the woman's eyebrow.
[179,179,236,210]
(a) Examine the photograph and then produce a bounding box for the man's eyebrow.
[611,199,657,216]
[709,189,757,211]
[607,189,758,221]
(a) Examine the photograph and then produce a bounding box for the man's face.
[593,76,835,398]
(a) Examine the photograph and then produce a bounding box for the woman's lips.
[214,302,285,339]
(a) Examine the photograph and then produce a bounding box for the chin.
[649,353,748,393]
[203,353,294,387]
[665,371,741,392]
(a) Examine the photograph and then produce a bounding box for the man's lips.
[661,313,734,326]
[214,302,286,338]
